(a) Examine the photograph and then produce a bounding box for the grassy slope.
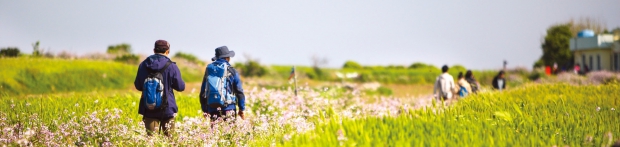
[0,57,204,96]
[281,84,620,146]
[0,58,137,96]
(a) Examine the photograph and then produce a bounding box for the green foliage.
[409,62,437,70]
[282,84,620,146]
[107,43,132,55]
[174,52,204,65]
[32,41,41,57]
[539,24,573,67]
[0,57,204,95]
[0,58,137,96]
[235,59,268,77]
[0,47,20,57]
[113,54,140,64]
[342,60,362,69]
[450,64,466,73]
[533,59,545,68]
[365,86,393,96]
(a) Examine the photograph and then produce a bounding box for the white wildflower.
[596,107,601,112]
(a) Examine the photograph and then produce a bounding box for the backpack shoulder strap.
[158,61,173,73]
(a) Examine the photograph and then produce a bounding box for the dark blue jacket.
[134,54,186,118]
[199,59,246,113]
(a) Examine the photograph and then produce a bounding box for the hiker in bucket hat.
[201,46,246,122]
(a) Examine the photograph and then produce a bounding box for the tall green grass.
[0,58,137,96]
[0,57,204,96]
[281,84,620,146]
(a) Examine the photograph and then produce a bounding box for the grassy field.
[1,83,618,146]
[0,57,204,96]
[280,84,620,147]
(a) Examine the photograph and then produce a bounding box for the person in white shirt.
[434,65,456,101]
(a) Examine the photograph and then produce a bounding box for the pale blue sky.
[1,1,619,69]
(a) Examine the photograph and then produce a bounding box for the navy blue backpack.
[143,61,172,111]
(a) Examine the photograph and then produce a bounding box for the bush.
[0,47,20,57]
[114,54,140,64]
[343,60,362,69]
[107,43,131,55]
[236,59,268,77]
[174,52,204,65]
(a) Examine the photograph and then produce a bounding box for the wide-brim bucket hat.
[211,46,235,61]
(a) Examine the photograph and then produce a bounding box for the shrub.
[342,60,362,69]
[107,43,131,55]
[113,54,140,64]
[236,59,268,77]
[174,52,204,65]
[0,47,20,57]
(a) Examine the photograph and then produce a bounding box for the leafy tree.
[342,60,362,69]
[32,41,41,57]
[533,59,545,69]
[0,47,20,57]
[107,43,131,55]
[538,24,573,67]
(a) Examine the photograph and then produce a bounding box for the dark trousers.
[143,116,175,137]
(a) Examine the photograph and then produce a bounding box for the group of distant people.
[133,40,246,137]
[433,65,506,101]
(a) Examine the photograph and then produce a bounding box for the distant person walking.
[434,65,456,101]
[134,40,186,136]
[465,70,480,94]
[492,71,506,91]
[457,72,471,97]
[200,46,246,122]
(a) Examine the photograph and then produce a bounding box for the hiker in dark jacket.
[134,40,186,136]
[492,70,506,91]
[465,70,480,94]
[199,46,246,121]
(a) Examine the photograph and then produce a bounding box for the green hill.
[0,57,204,96]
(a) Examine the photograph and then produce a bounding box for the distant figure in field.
[574,64,580,74]
[134,40,186,137]
[465,70,480,94]
[457,72,471,97]
[434,65,456,101]
[200,46,246,122]
[492,71,506,91]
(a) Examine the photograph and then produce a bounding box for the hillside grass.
[0,57,204,96]
[268,65,504,86]
[281,84,620,146]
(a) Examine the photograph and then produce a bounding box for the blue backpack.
[203,60,236,108]
[143,61,171,111]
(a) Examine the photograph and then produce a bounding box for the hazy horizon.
[2,1,620,70]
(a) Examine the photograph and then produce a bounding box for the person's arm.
[134,63,146,91]
[199,69,208,113]
[232,71,246,111]
[170,64,186,92]
[230,68,246,119]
